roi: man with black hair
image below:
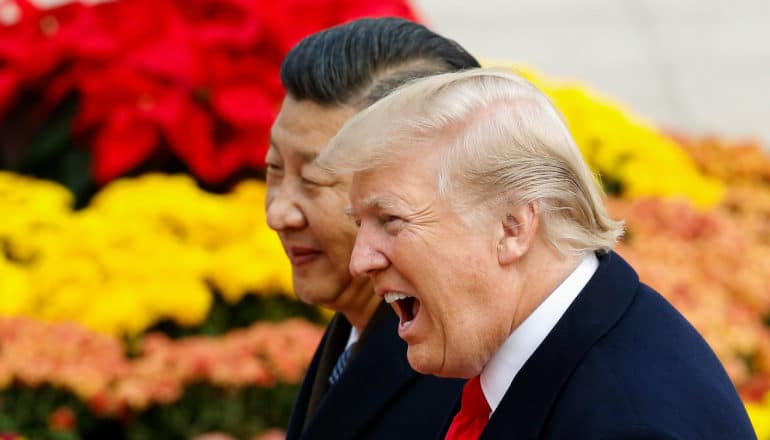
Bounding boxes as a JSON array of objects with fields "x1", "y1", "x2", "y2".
[{"x1": 264, "y1": 17, "x2": 480, "y2": 439}]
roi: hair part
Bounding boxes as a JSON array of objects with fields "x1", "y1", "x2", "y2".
[
  {"x1": 280, "y1": 17, "x2": 480, "y2": 108},
  {"x1": 317, "y1": 68, "x2": 624, "y2": 255}
]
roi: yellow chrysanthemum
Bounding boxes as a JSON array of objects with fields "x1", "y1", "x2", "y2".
[
  {"x1": 0, "y1": 172, "x2": 300, "y2": 335},
  {"x1": 0, "y1": 258, "x2": 31, "y2": 316},
  {"x1": 746, "y1": 394, "x2": 770, "y2": 440}
]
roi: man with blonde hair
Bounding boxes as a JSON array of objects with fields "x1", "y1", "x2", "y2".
[{"x1": 317, "y1": 69, "x2": 755, "y2": 439}]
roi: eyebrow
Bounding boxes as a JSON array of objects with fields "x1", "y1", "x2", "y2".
[{"x1": 349, "y1": 194, "x2": 401, "y2": 217}]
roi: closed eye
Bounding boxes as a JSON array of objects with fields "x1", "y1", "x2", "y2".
[
  {"x1": 265, "y1": 163, "x2": 283, "y2": 182},
  {"x1": 300, "y1": 164, "x2": 334, "y2": 187},
  {"x1": 301, "y1": 176, "x2": 320, "y2": 186},
  {"x1": 266, "y1": 162, "x2": 282, "y2": 173},
  {"x1": 300, "y1": 173, "x2": 336, "y2": 187},
  {"x1": 379, "y1": 215, "x2": 400, "y2": 225},
  {"x1": 379, "y1": 215, "x2": 404, "y2": 234}
]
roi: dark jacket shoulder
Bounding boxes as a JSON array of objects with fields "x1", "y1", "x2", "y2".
[
  {"x1": 543, "y1": 283, "x2": 756, "y2": 439},
  {"x1": 480, "y1": 252, "x2": 755, "y2": 440}
]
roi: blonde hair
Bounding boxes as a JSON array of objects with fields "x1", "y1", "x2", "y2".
[{"x1": 317, "y1": 68, "x2": 624, "y2": 255}]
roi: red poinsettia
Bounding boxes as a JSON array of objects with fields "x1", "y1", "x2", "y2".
[
  {"x1": 0, "y1": 0, "x2": 419, "y2": 185},
  {"x1": 0, "y1": 1, "x2": 94, "y2": 114}
]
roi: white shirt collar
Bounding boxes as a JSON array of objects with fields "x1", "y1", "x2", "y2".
[
  {"x1": 480, "y1": 252, "x2": 599, "y2": 413},
  {"x1": 345, "y1": 325, "x2": 361, "y2": 350}
]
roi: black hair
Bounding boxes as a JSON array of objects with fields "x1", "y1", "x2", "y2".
[{"x1": 280, "y1": 17, "x2": 480, "y2": 107}]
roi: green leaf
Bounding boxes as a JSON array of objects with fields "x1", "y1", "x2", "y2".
[
  {"x1": 19, "y1": 94, "x2": 78, "y2": 169},
  {"x1": 24, "y1": 111, "x2": 74, "y2": 166}
]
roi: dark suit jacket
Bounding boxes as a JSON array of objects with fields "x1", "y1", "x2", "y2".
[
  {"x1": 443, "y1": 251, "x2": 756, "y2": 440},
  {"x1": 286, "y1": 303, "x2": 465, "y2": 439}
]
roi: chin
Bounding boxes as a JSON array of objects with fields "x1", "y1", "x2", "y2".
[
  {"x1": 293, "y1": 291, "x2": 317, "y2": 306},
  {"x1": 409, "y1": 345, "x2": 484, "y2": 379},
  {"x1": 406, "y1": 346, "x2": 443, "y2": 376},
  {"x1": 293, "y1": 284, "x2": 336, "y2": 307}
]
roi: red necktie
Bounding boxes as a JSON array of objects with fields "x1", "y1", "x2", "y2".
[{"x1": 445, "y1": 376, "x2": 491, "y2": 440}]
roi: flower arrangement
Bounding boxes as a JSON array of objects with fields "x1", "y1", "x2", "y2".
[
  {"x1": 0, "y1": 0, "x2": 417, "y2": 200},
  {"x1": 1, "y1": 1, "x2": 421, "y2": 433},
  {"x1": 0, "y1": 316, "x2": 323, "y2": 438},
  {"x1": 2, "y1": 120, "x2": 769, "y2": 439},
  {"x1": 0, "y1": 317, "x2": 322, "y2": 412},
  {"x1": 1, "y1": 1, "x2": 769, "y2": 437},
  {"x1": 0, "y1": 172, "x2": 294, "y2": 335}
]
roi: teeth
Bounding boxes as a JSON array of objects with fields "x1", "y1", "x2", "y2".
[{"x1": 384, "y1": 292, "x2": 410, "y2": 304}]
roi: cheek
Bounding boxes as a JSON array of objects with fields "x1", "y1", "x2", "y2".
[
  {"x1": 308, "y1": 201, "x2": 357, "y2": 263},
  {"x1": 263, "y1": 186, "x2": 276, "y2": 212},
  {"x1": 438, "y1": 263, "x2": 501, "y2": 361},
  {"x1": 422, "y1": 291, "x2": 454, "y2": 349},
  {"x1": 305, "y1": 190, "x2": 349, "y2": 231},
  {"x1": 322, "y1": 216, "x2": 357, "y2": 257}
]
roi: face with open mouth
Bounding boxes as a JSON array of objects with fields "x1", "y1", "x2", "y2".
[
  {"x1": 265, "y1": 97, "x2": 373, "y2": 312},
  {"x1": 348, "y1": 152, "x2": 518, "y2": 378}
]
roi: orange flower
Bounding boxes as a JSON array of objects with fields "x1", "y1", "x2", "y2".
[
  {"x1": 1, "y1": 316, "x2": 323, "y2": 414},
  {"x1": 48, "y1": 406, "x2": 76, "y2": 431}
]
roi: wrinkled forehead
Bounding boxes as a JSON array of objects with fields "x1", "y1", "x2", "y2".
[
  {"x1": 349, "y1": 176, "x2": 399, "y2": 210},
  {"x1": 349, "y1": 168, "x2": 392, "y2": 210},
  {"x1": 347, "y1": 153, "x2": 442, "y2": 214}
]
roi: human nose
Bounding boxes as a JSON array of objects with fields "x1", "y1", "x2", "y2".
[
  {"x1": 349, "y1": 224, "x2": 389, "y2": 277},
  {"x1": 265, "y1": 183, "x2": 306, "y2": 231}
]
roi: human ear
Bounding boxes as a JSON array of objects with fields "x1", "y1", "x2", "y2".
[{"x1": 497, "y1": 202, "x2": 539, "y2": 266}]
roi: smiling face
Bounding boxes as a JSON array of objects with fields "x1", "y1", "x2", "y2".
[
  {"x1": 347, "y1": 149, "x2": 520, "y2": 378},
  {"x1": 265, "y1": 97, "x2": 378, "y2": 324}
]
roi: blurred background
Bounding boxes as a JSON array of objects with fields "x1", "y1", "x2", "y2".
[
  {"x1": 0, "y1": 0, "x2": 769, "y2": 439},
  {"x1": 413, "y1": 0, "x2": 770, "y2": 149}
]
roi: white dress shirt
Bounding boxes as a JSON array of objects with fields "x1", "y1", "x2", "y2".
[
  {"x1": 344, "y1": 325, "x2": 361, "y2": 350},
  {"x1": 480, "y1": 252, "x2": 599, "y2": 414}
]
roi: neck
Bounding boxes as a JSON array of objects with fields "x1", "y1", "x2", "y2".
[{"x1": 509, "y1": 243, "x2": 584, "y2": 332}]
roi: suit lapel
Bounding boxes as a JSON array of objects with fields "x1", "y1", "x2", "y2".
[
  {"x1": 481, "y1": 252, "x2": 640, "y2": 440},
  {"x1": 285, "y1": 345, "x2": 317, "y2": 438},
  {"x1": 303, "y1": 303, "x2": 418, "y2": 439},
  {"x1": 305, "y1": 313, "x2": 351, "y2": 427},
  {"x1": 437, "y1": 394, "x2": 462, "y2": 440},
  {"x1": 286, "y1": 316, "x2": 344, "y2": 439}
]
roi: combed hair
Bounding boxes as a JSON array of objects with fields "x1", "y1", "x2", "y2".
[
  {"x1": 280, "y1": 17, "x2": 480, "y2": 107},
  {"x1": 317, "y1": 68, "x2": 624, "y2": 255}
]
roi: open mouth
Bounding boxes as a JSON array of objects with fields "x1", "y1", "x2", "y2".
[{"x1": 384, "y1": 292, "x2": 421, "y2": 328}]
